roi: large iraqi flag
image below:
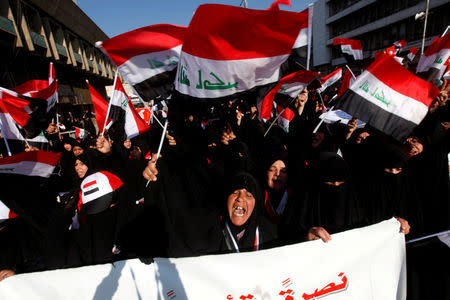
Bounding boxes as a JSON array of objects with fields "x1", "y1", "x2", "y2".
[
  {"x1": 337, "y1": 54, "x2": 440, "y2": 141},
  {"x1": 98, "y1": 24, "x2": 186, "y2": 101},
  {"x1": 174, "y1": 4, "x2": 309, "y2": 100}
]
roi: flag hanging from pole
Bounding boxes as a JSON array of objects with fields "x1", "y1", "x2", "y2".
[
  {"x1": 336, "y1": 54, "x2": 440, "y2": 141},
  {"x1": 333, "y1": 38, "x2": 363, "y2": 60},
  {"x1": 108, "y1": 77, "x2": 151, "y2": 140},
  {"x1": 259, "y1": 69, "x2": 318, "y2": 121},
  {"x1": 317, "y1": 68, "x2": 343, "y2": 93},
  {"x1": 174, "y1": 4, "x2": 309, "y2": 100},
  {"x1": 86, "y1": 81, "x2": 109, "y2": 135},
  {"x1": 416, "y1": 33, "x2": 450, "y2": 83},
  {"x1": 98, "y1": 24, "x2": 186, "y2": 101},
  {"x1": 336, "y1": 66, "x2": 357, "y2": 99},
  {"x1": 407, "y1": 47, "x2": 419, "y2": 62}
]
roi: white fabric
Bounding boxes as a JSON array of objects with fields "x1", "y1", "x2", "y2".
[
  {"x1": 350, "y1": 72, "x2": 429, "y2": 124},
  {"x1": 0, "y1": 219, "x2": 405, "y2": 300},
  {"x1": 80, "y1": 172, "x2": 113, "y2": 204},
  {"x1": 0, "y1": 200, "x2": 11, "y2": 220},
  {"x1": 319, "y1": 109, "x2": 366, "y2": 127},
  {"x1": 118, "y1": 45, "x2": 182, "y2": 85},
  {"x1": 175, "y1": 52, "x2": 289, "y2": 98},
  {"x1": 0, "y1": 113, "x2": 48, "y2": 143}
]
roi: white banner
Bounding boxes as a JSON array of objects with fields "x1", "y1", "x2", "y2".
[{"x1": 0, "y1": 218, "x2": 406, "y2": 300}]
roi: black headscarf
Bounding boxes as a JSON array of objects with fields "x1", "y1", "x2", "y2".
[
  {"x1": 296, "y1": 152, "x2": 363, "y2": 234},
  {"x1": 222, "y1": 172, "x2": 266, "y2": 252}
]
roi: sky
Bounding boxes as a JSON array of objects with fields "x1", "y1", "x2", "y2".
[{"x1": 77, "y1": 0, "x2": 313, "y2": 38}]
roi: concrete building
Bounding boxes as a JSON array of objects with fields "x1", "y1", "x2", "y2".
[
  {"x1": 0, "y1": 0, "x2": 115, "y2": 116},
  {"x1": 312, "y1": 0, "x2": 450, "y2": 72}
]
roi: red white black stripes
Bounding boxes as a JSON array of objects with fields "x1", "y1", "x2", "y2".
[
  {"x1": 417, "y1": 33, "x2": 450, "y2": 83},
  {"x1": 109, "y1": 78, "x2": 150, "y2": 139},
  {"x1": 337, "y1": 54, "x2": 440, "y2": 141},
  {"x1": 0, "y1": 151, "x2": 61, "y2": 177},
  {"x1": 175, "y1": 4, "x2": 309, "y2": 99},
  {"x1": 78, "y1": 171, "x2": 123, "y2": 215},
  {"x1": 317, "y1": 68, "x2": 342, "y2": 93},
  {"x1": 333, "y1": 38, "x2": 363, "y2": 60},
  {"x1": 98, "y1": 24, "x2": 186, "y2": 100},
  {"x1": 259, "y1": 70, "x2": 318, "y2": 121}
]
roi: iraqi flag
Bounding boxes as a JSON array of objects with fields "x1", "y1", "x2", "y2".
[
  {"x1": 0, "y1": 151, "x2": 61, "y2": 178},
  {"x1": 0, "y1": 94, "x2": 49, "y2": 150},
  {"x1": 336, "y1": 65, "x2": 357, "y2": 99},
  {"x1": 0, "y1": 200, "x2": 18, "y2": 223},
  {"x1": 274, "y1": 103, "x2": 295, "y2": 133},
  {"x1": 136, "y1": 107, "x2": 152, "y2": 124},
  {"x1": 75, "y1": 127, "x2": 86, "y2": 139},
  {"x1": 333, "y1": 38, "x2": 363, "y2": 60},
  {"x1": 416, "y1": 33, "x2": 450, "y2": 83},
  {"x1": 1, "y1": 81, "x2": 58, "y2": 138},
  {"x1": 317, "y1": 68, "x2": 343, "y2": 93},
  {"x1": 86, "y1": 81, "x2": 109, "y2": 134},
  {"x1": 108, "y1": 77, "x2": 151, "y2": 140},
  {"x1": 259, "y1": 70, "x2": 319, "y2": 121},
  {"x1": 98, "y1": 24, "x2": 186, "y2": 101},
  {"x1": 394, "y1": 40, "x2": 406, "y2": 54},
  {"x1": 174, "y1": 3, "x2": 309, "y2": 100},
  {"x1": 78, "y1": 171, "x2": 123, "y2": 215},
  {"x1": 337, "y1": 54, "x2": 440, "y2": 141},
  {"x1": 407, "y1": 47, "x2": 419, "y2": 62}
]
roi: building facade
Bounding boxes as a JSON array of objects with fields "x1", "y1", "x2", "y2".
[
  {"x1": 312, "y1": 0, "x2": 450, "y2": 72},
  {"x1": 0, "y1": 0, "x2": 115, "y2": 115}
]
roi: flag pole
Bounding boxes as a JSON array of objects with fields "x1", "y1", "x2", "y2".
[
  {"x1": 101, "y1": 71, "x2": 119, "y2": 136},
  {"x1": 442, "y1": 25, "x2": 450, "y2": 37},
  {"x1": 406, "y1": 229, "x2": 450, "y2": 244},
  {"x1": 146, "y1": 119, "x2": 168, "y2": 187},
  {"x1": 313, "y1": 105, "x2": 334, "y2": 134},
  {"x1": 0, "y1": 119, "x2": 12, "y2": 156},
  {"x1": 263, "y1": 95, "x2": 298, "y2": 137},
  {"x1": 306, "y1": 3, "x2": 314, "y2": 70},
  {"x1": 420, "y1": 0, "x2": 430, "y2": 55},
  {"x1": 345, "y1": 65, "x2": 357, "y2": 80}
]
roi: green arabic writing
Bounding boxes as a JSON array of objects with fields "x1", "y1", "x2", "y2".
[
  {"x1": 0, "y1": 168, "x2": 15, "y2": 172},
  {"x1": 147, "y1": 55, "x2": 179, "y2": 70},
  {"x1": 359, "y1": 80, "x2": 390, "y2": 107},
  {"x1": 178, "y1": 65, "x2": 190, "y2": 86},
  {"x1": 195, "y1": 70, "x2": 238, "y2": 90}
]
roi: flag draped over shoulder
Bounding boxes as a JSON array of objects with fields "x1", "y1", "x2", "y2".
[
  {"x1": 259, "y1": 70, "x2": 318, "y2": 121},
  {"x1": 175, "y1": 4, "x2": 309, "y2": 100},
  {"x1": 98, "y1": 24, "x2": 186, "y2": 101},
  {"x1": 86, "y1": 81, "x2": 109, "y2": 134},
  {"x1": 337, "y1": 54, "x2": 440, "y2": 141},
  {"x1": 333, "y1": 38, "x2": 363, "y2": 60},
  {"x1": 416, "y1": 33, "x2": 450, "y2": 83},
  {"x1": 109, "y1": 78, "x2": 150, "y2": 140}
]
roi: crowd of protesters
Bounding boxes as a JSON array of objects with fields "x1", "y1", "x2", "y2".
[{"x1": 0, "y1": 84, "x2": 448, "y2": 298}]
